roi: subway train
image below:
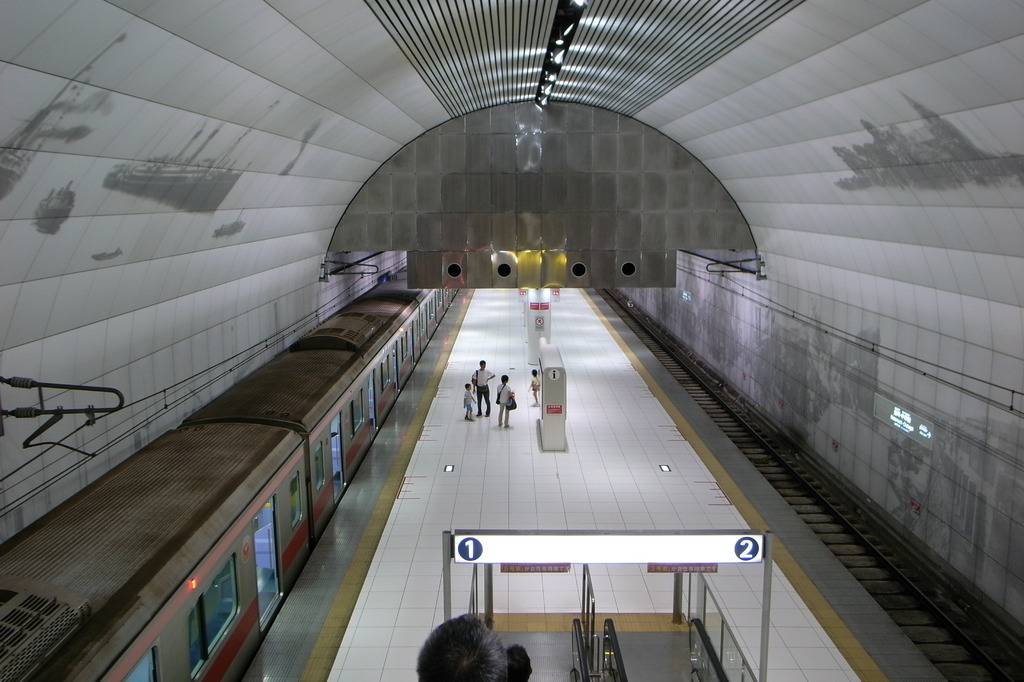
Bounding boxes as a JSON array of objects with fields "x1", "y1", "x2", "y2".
[{"x1": 0, "y1": 287, "x2": 455, "y2": 682}]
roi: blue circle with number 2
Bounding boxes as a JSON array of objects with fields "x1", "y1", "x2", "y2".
[
  {"x1": 734, "y1": 536, "x2": 760, "y2": 561},
  {"x1": 458, "y1": 537, "x2": 483, "y2": 562}
]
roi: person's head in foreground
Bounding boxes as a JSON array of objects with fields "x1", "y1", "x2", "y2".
[{"x1": 417, "y1": 614, "x2": 508, "y2": 682}]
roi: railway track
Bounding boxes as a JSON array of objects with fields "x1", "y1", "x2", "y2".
[{"x1": 599, "y1": 290, "x2": 1023, "y2": 682}]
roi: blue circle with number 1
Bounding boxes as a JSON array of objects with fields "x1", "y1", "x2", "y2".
[
  {"x1": 458, "y1": 537, "x2": 483, "y2": 562},
  {"x1": 734, "y1": 536, "x2": 760, "y2": 561}
]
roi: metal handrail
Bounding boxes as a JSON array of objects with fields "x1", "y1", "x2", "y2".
[
  {"x1": 580, "y1": 564, "x2": 597, "y2": 670},
  {"x1": 690, "y1": 618, "x2": 730, "y2": 682},
  {"x1": 571, "y1": 618, "x2": 592, "y2": 681},
  {"x1": 689, "y1": 574, "x2": 757, "y2": 681},
  {"x1": 602, "y1": 618, "x2": 628, "y2": 681}
]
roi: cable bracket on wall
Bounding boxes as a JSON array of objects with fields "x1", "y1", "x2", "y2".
[
  {"x1": 0, "y1": 376, "x2": 124, "y2": 456},
  {"x1": 682, "y1": 250, "x2": 766, "y2": 279},
  {"x1": 320, "y1": 251, "x2": 385, "y2": 280}
]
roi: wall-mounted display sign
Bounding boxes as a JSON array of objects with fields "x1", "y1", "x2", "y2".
[{"x1": 873, "y1": 394, "x2": 934, "y2": 449}]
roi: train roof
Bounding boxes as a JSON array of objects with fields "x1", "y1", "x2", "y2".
[
  {"x1": 182, "y1": 349, "x2": 360, "y2": 432},
  {"x1": 291, "y1": 289, "x2": 422, "y2": 352},
  {"x1": 0, "y1": 423, "x2": 300, "y2": 679},
  {"x1": 186, "y1": 291, "x2": 424, "y2": 431}
]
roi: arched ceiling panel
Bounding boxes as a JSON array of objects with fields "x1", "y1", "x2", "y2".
[{"x1": 363, "y1": 0, "x2": 806, "y2": 116}]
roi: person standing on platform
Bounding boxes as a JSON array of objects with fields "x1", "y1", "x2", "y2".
[
  {"x1": 463, "y1": 383, "x2": 476, "y2": 421},
  {"x1": 472, "y1": 360, "x2": 495, "y2": 417},
  {"x1": 496, "y1": 375, "x2": 514, "y2": 428},
  {"x1": 530, "y1": 369, "x2": 540, "y2": 406}
]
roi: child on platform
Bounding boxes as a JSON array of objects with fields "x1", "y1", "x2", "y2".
[{"x1": 463, "y1": 383, "x2": 476, "y2": 421}]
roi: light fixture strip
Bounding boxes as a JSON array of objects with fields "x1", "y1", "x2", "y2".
[{"x1": 534, "y1": 0, "x2": 588, "y2": 105}]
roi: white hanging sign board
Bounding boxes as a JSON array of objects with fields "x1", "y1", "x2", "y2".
[{"x1": 451, "y1": 530, "x2": 764, "y2": 564}]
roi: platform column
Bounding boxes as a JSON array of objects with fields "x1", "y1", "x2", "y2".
[{"x1": 526, "y1": 289, "x2": 551, "y2": 363}]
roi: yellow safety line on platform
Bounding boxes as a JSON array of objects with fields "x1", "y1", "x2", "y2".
[
  {"x1": 300, "y1": 291, "x2": 472, "y2": 681},
  {"x1": 583, "y1": 290, "x2": 888, "y2": 682}
]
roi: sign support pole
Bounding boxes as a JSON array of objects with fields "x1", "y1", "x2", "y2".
[
  {"x1": 442, "y1": 530, "x2": 452, "y2": 621},
  {"x1": 759, "y1": 532, "x2": 774, "y2": 682},
  {"x1": 484, "y1": 564, "x2": 494, "y2": 628}
]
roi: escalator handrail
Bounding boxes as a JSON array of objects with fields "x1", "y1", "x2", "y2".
[
  {"x1": 571, "y1": 618, "x2": 592, "y2": 681},
  {"x1": 602, "y1": 618, "x2": 629, "y2": 681}
]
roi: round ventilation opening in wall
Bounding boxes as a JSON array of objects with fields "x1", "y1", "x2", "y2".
[
  {"x1": 446, "y1": 263, "x2": 462, "y2": 278},
  {"x1": 496, "y1": 263, "x2": 512, "y2": 277},
  {"x1": 621, "y1": 261, "x2": 636, "y2": 277},
  {"x1": 571, "y1": 262, "x2": 587, "y2": 277}
]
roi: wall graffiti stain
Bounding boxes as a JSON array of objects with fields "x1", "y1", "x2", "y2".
[{"x1": 833, "y1": 96, "x2": 1024, "y2": 191}]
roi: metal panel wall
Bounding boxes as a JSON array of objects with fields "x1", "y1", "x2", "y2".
[{"x1": 333, "y1": 101, "x2": 756, "y2": 288}]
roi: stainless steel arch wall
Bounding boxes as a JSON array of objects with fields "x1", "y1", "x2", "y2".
[{"x1": 330, "y1": 102, "x2": 755, "y2": 288}]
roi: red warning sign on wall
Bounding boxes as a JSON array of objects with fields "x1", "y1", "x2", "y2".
[{"x1": 546, "y1": 404, "x2": 563, "y2": 414}]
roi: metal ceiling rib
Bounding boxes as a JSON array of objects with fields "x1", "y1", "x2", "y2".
[
  {"x1": 365, "y1": 0, "x2": 558, "y2": 117},
  {"x1": 562, "y1": 0, "x2": 804, "y2": 115},
  {"x1": 366, "y1": 0, "x2": 803, "y2": 118}
]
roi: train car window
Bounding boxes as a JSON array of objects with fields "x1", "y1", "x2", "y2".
[
  {"x1": 352, "y1": 391, "x2": 364, "y2": 436},
  {"x1": 289, "y1": 471, "x2": 302, "y2": 528},
  {"x1": 313, "y1": 440, "x2": 326, "y2": 491},
  {"x1": 204, "y1": 558, "x2": 238, "y2": 650},
  {"x1": 187, "y1": 607, "x2": 203, "y2": 676},
  {"x1": 125, "y1": 648, "x2": 157, "y2": 682},
  {"x1": 187, "y1": 557, "x2": 238, "y2": 677}
]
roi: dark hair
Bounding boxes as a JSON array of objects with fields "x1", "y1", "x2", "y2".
[
  {"x1": 417, "y1": 615, "x2": 507, "y2": 681},
  {"x1": 506, "y1": 644, "x2": 532, "y2": 682},
  {"x1": 531, "y1": 369, "x2": 538, "y2": 376},
  {"x1": 501, "y1": 374, "x2": 509, "y2": 382}
]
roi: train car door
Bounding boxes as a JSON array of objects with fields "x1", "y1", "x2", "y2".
[
  {"x1": 391, "y1": 343, "x2": 399, "y2": 387},
  {"x1": 367, "y1": 371, "x2": 376, "y2": 430},
  {"x1": 330, "y1": 412, "x2": 344, "y2": 502},
  {"x1": 251, "y1": 500, "x2": 281, "y2": 628}
]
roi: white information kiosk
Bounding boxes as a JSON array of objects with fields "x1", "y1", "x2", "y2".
[{"x1": 538, "y1": 342, "x2": 566, "y2": 451}]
